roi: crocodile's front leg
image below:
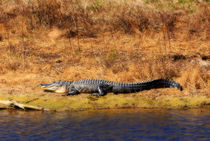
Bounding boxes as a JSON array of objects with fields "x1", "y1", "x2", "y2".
[{"x1": 62, "y1": 90, "x2": 80, "y2": 96}]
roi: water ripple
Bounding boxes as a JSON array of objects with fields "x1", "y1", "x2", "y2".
[{"x1": 0, "y1": 109, "x2": 209, "y2": 141}]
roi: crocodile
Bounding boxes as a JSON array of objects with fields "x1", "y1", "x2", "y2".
[{"x1": 39, "y1": 79, "x2": 183, "y2": 96}]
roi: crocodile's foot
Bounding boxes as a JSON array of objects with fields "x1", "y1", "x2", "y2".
[
  {"x1": 62, "y1": 90, "x2": 80, "y2": 96},
  {"x1": 91, "y1": 93, "x2": 102, "y2": 97}
]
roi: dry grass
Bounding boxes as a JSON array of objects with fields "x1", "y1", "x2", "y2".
[{"x1": 0, "y1": 0, "x2": 209, "y2": 110}]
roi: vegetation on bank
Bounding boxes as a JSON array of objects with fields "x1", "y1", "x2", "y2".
[
  {"x1": 0, "y1": 93, "x2": 209, "y2": 111},
  {"x1": 0, "y1": 0, "x2": 209, "y2": 111}
]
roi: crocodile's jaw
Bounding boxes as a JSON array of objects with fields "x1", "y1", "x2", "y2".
[
  {"x1": 39, "y1": 83, "x2": 66, "y2": 93},
  {"x1": 39, "y1": 83, "x2": 57, "y2": 91},
  {"x1": 54, "y1": 87, "x2": 67, "y2": 93}
]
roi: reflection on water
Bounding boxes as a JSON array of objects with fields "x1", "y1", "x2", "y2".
[{"x1": 0, "y1": 109, "x2": 209, "y2": 141}]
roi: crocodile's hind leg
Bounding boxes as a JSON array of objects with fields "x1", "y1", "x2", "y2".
[
  {"x1": 62, "y1": 90, "x2": 80, "y2": 96},
  {"x1": 91, "y1": 84, "x2": 111, "y2": 96}
]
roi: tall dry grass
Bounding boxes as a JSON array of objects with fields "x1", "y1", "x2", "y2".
[{"x1": 0, "y1": 0, "x2": 209, "y2": 96}]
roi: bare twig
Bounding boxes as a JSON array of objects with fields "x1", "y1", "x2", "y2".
[{"x1": 0, "y1": 100, "x2": 49, "y2": 111}]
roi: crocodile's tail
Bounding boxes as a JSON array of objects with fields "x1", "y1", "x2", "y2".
[{"x1": 139, "y1": 79, "x2": 183, "y2": 91}]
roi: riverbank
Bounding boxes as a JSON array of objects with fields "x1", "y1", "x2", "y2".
[
  {"x1": 0, "y1": 0, "x2": 209, "y2": 111},
  {"x1": 0, "y1": 92, "x2": 209, "y2": 111}
]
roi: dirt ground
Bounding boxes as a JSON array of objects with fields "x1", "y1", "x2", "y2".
[{"x1": 0, "y1": 0, "x2": 209, "y2": 110}]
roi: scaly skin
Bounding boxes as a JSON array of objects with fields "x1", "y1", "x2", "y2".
[{"x1": 39, "y1": 79, "x2": 183, "y2": 96}]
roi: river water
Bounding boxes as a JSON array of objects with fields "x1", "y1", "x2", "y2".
[{"x1": 0, "y1": 109, "x2": 209, "y2": 141}]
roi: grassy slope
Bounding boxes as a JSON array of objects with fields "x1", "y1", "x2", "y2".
[
  {"x1": 0, "y1": 0, "x2": 209, "y2": 111},
  {"x1": 0, "y1": 93, "x2": 209, "y2": 111}
]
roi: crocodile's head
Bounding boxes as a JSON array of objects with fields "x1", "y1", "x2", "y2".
[{"x1": 39, "y1": 81, "x2": 67, "y2": 93}]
